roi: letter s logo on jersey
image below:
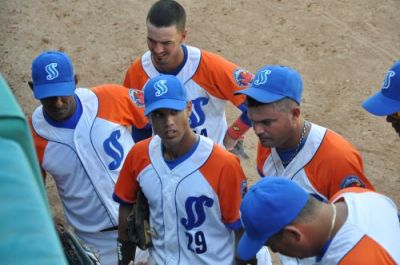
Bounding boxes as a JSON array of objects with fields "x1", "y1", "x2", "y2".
[
  {"x1": 253, "y1": 69, "x2": 271, "y2": 86},
  {"x1": 189, "y1": 97, "x2": 209, "y2": 128},
  {"x1": 181, "y1": 195, "x2": 214, "y2": 230},
  {"x1": 45, "y1": 63, "x2": 59, "y2": 80},
  {"x1": 154, "y1": 80, "x2": 168, "y2": 96},
  {"x1": 103, "y1": 130, "x2": 124, "y2": 170}
]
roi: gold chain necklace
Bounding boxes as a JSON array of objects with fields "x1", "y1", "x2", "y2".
[
  {"x1": 281, "y1": 121, "x2": 308, "y2": 166},
  {"x1": 327, "y1": 203, "x2": 337, "y2": 240}
]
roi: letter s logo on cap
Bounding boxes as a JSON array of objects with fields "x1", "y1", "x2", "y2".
[
  {"x1": 154, "y1": 79, "x2": 168, "y2": 97},
  {"x1": 253, "y1": 69, "x2": 271, "y2": 86},
  {"x1": 382, "y1": 70, "x2": 395, "y2": 89},
  {"x1": 45, "y1": 63, "x2": 59, "y2": 80}
]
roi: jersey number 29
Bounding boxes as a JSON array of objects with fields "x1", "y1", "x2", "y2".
[{"x1": 185, "y1": 231, "x2": 207, "y2": 254}]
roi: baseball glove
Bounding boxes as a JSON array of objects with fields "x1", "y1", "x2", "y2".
[
  {"x1": 56, "y1": 223, "x2": 101, "y2": 265},
  {"x1": 126, "y1": 189, "x2": 153, "y2": 250}
]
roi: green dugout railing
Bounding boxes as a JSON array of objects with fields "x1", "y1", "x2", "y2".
[{"x1": 0, "y1": 74, "x2": 67, "y2": 265}]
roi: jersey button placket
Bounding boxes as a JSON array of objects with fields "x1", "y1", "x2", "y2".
[{"x1": 162, "y1": 172, "x2": 180, "y2": 263}]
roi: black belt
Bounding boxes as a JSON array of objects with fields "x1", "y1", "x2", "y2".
[{"x1": 100, "y1": 226, "x2": 118, "y2": 232}]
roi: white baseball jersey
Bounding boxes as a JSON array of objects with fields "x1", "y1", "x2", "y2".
[
  {"x1": 257, "y1": 123, "x2": 373, "y2": 200},
  {"x1": 319, "y1": 188, "x2": 400, "y2": 264},
  {"x1": 114, "y1": 135, "x2": 247, "y2": 265},
  {"x1": 257, "y1": 123, "x2": 374, "y2": 265},
  {"x1": 124, "y1": 45, "x2": 252, "y2": 145},
  {"x1": 31, "y1": 85, "x2": 148, "y2": 265}
]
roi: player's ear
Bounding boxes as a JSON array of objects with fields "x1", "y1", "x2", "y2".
[
  {"x1": 181, "y1": 29, "x2": 187, "y2": 42},
  {"x1": 147, "y1": 115, "x2": 153, "y2": 125},
  {"x1": 290, "y1": 105, "x2": 301, "y2": 121},
  {"x1": 185, "y1": 101, "x2": 192, "y2": 116},
  {"x1": 283, "y1": 225, "x2": 302, "y2": 242}
]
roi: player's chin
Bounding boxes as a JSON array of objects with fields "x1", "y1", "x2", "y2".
[
  {"x1": 49, "y1": 110, "x2": 70, "y2": 121},
  {"x1": 153, "y1": 54, "x2": 168, "y2": 65},
  {"x1": 259, "y1": 138, "x2": 275, "y2": 147},
  {"x1": 161, "y1": 134, "x2": 180, "y2": 146}
]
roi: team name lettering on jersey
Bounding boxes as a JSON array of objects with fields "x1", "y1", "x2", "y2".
[
  {"x1": 45, "y1": 63, "x2": 59, "y2": 80},
  {"x1": 103, "y1": 130, "x2": 124, "y2": 170}
]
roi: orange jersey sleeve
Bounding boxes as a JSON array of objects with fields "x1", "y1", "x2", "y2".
[
  {"x1": 114, "y1": 138, "x2": 152, "y2": 204},
  {"x1": 92, "y1": 84, "x2": 148, "y2": 128},
  {"x1": 256, "y1": 143, "x2": 271, "y2": 177},
  {"x1": 123, "y1": 59, "x2": 149, "y2": 89},
  {"x1": 339, "y1": 236, "x2": 396, "y2": 265},
  {"x1": 29, "y1": 118, "x2": 48, "y2": 178},
  {"x1": 192, "y1": 50, "x2": 249, "y2": 107},
  {"x1": 200, "y1": 145, "x2": 247, "y2": 224},
  {"x1": 305, "y1": 130, "x2": 374, "y2": 199}
]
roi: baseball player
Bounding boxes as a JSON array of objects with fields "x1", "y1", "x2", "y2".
[
  {"x1": 123, "y1": 0, "x2": 253, "y2": 152},
  {"x1": 114, "y1": 75, "x2": 254, "y2": 265},
  {"x1": 362, "y1": 60, "x2": 400, "y2": 137},
  {"x1": 29, "y1": 51, "x2": 151, "y2": 265},
  {"x1": 235, "y1": 65, "x2": 375, "y2": 264},
  {"x1": 237, "y1": 177, "x2": 400, "y2": 264}
]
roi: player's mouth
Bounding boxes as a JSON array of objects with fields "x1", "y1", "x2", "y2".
[
  {"x1": 258, "y1": 136, "x2": 273, "y2": 143},
  {"x1": 49, "y1": 107, "x2": 68, "y2": 116},
  {"x1": 164, "y1": 129, "x2": 177, "y2": 138},
  {"x1": 153, "y1": 53, "x2": 167, "y2": 62}
]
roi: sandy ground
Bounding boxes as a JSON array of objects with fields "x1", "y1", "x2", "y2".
[{"x1": 1, "y1": 0, "x2": 400, "y2": 263}]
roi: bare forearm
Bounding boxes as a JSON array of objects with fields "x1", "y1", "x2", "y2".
[{"x1": 118, "y1": 204, "x2": 132, "y2": 240}]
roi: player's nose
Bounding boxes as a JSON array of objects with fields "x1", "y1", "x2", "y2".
[
  {"x1": 51, "y1": 97, "x2": 65, "y2": 108},
  {"x1": 152, "y1": 43, "x2": 164, "y2": 54},
  {"x1": 252, "y1": 122, "x2": 264, "y2": 135}
]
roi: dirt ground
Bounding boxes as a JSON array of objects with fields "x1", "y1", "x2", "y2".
[{"x1": 1, "y1": 0, "x2": 400, "y2": 263}]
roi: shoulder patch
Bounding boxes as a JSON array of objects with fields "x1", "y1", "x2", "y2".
[
  {"x1": 340, "y1": 175, "x2": 366, "y2": 189},
  {"x1": 233, "y1": 68, "x2": 254, "y2": 88},
  {"x1": 129, "y1": 89, "x2": 144, "y2": 108}
]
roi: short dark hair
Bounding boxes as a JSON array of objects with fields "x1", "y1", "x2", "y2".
[
  {"x1": 293, "y1": 195, "x2": 319, "y2": 224},
  {"x1": 147, "y1": 0, "x2": 186, "y2": 32},
  {"x1": 246, "y1": 96, "x2": 265, "y2": 107},
  {"x1": 246, "y1": 97, "x2": 299, "y2": 112}
]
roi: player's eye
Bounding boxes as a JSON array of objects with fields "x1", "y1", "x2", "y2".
[
  {"x1": 262, "y1": 120, "x2": 272, "y2": 126},
  {"x1": 151, "y1": 112, "x2": 162, "y2": 119}
]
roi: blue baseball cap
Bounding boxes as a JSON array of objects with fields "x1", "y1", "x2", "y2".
[
  {"x1": 235, "y1": 65, "x2": 303, "y2": 104},
  {"x1": 237, "y1": 177, "x2": 308, "y2": 261},
  {"x1": 362, "y1": 60, "x2": 400, "y2": 116},
  {"x1": 32, "y1": 51, "x2": 75, "y2": 99},
  {"x1": 144, "y1": 75, "x2": 188, "y2": 115}
]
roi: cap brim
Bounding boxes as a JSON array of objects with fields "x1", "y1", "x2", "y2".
[
  {"x1": 362, "y1": 91, "x2": 400, "y2": 116},
  {"x1": 144, "y1": 99, "x2": 187, "y2": 115},
  {"x1": 235, "y1": 86, "x2": 285, "y2": 103},
  {"x1": 34, "y1": 81, "x2": 75, "y2": 99},
  {"x1": 237, "y1": 232, "x2": 268, "y2": 261}
]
